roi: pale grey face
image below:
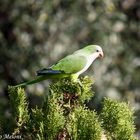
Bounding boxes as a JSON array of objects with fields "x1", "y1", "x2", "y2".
[{"x1": 94, "y1": 45, "x2": 104, "y2": 58}]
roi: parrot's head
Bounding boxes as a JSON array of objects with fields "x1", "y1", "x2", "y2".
[
  {"x1": 81, "y1": 45, "x2": 104, "y2": 58},
  {"x1": 94, "y1": 45, "x2": 104, "y2": 58},
  {"x1": 74, "y1": 44, "x2": 104, "y2": 59}
]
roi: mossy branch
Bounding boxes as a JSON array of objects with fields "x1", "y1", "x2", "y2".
[
  {"x1": 5, "y1": 77, "x2": 136, "y2": 139},
  {"x1": 67, "y1": 106, "x2": 102, "y2": 140},
  {"x1": 8, "y1": 86, "x2": 29, "y2": 135},
  {"x1": 101, "y1": 98, "x2": 136, "y2": 140}
]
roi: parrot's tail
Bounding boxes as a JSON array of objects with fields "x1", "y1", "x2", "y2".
[
  {"x1": 13, "y1": 76, "x2": 47, "y2": 88},
  {"x1": 13, "y1": 69, "x2": 70, "y2": 88}
]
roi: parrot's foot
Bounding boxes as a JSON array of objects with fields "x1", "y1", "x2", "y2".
[
  {"x1": 70, "y1": 74, "x2": 79, "y2": 82},
  {"x1": 77, "y1": 79, "x2": 83, "y2": 88},
  {"x1": 70, "y1": 74, "x2": 83, "y2": 87}
]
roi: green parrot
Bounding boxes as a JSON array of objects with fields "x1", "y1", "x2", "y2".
[{"x1": 14, "y1": 45, "x2": 103, "y2": 87}]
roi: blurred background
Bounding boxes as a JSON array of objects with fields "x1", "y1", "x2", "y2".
[{"x1": 0, "y1": 0, "x2": 140, "y2": 137}]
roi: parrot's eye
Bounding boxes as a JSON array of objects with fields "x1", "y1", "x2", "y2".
[{"x1": 96, "y1": 49, "x2": 99, "y2": 52}]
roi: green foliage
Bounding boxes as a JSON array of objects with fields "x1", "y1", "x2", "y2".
[
  {"x1": 49, "y1": 76, "x2": 93, "y2": 105},
  {"x1": 101, "y1": 98, "x2": 136, "y2": 140},
  {"x1": 44, "y1": 97, "x2": 65, "y2": 140},
  {"x1": 8, "y1": 86, "x2": 29, "y2": 134},
  {"x1": 43, "y1": 76, "x2": 96, "y2": 139},
  {"x1": 67, "y1": 106, "x2": 101, "y2": 140},
  {"x1": 5, "y1": 77, "x2": 136, "y2": 139},
  {"x1": 29, "y1": 107, "x2": 44, "y2": 139}
]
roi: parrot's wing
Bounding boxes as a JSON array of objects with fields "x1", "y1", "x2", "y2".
[
  {"x1": 37, "y1": 54, "x2": 87, "y2": 76},
  {"x1": 51, "y1": 54, "x2": 87, "y2": 74}
]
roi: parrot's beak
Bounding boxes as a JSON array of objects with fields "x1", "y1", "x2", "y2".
[{"x1": 99, "y1": 51, "x2": 104, "y2": 58}]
